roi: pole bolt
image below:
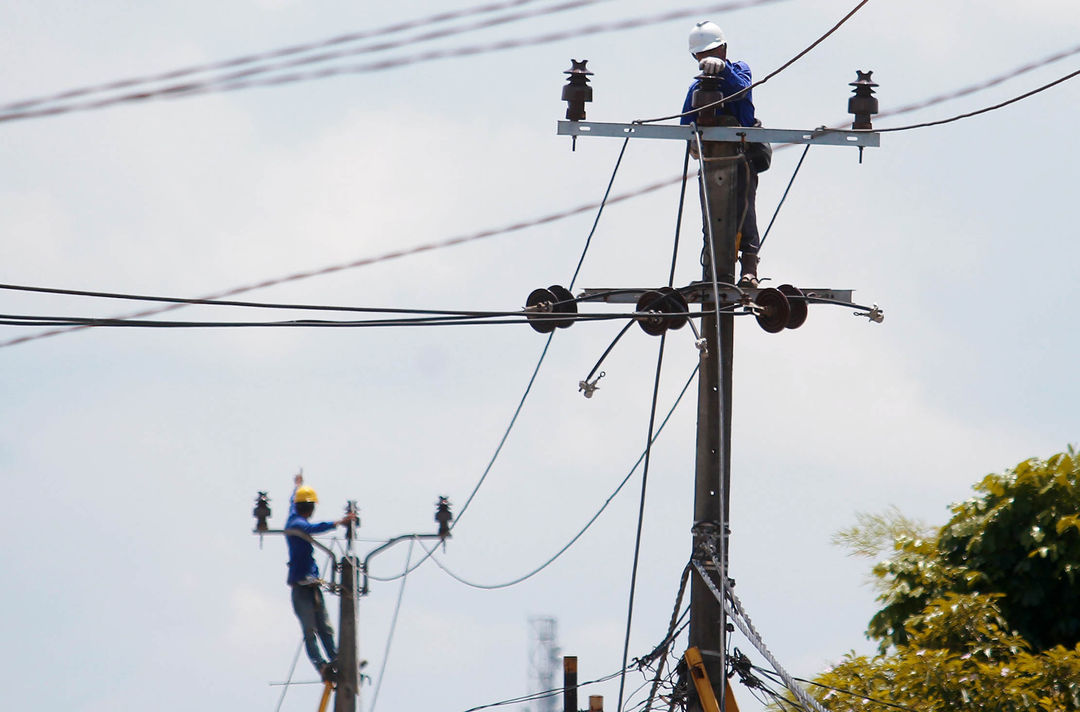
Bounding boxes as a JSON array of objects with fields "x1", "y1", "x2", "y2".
[{"x1": 848, "y1": 70, "x2": 879, "y2": 130}]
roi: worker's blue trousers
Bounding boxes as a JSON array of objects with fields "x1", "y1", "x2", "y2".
[{"x1": 291, "y1": 583, "x2": 337, "y2": 669}]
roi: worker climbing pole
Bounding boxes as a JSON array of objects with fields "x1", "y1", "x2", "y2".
[
  {"x1": 537, "y1": 18, "x2": 884, "y2": 711},
  {"x1": 252, "y1": 475, "x2": 453, "y2": 710}
]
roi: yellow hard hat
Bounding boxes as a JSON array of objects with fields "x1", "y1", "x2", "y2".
[{"x1": 295, "y1": 485, "x2": 319, "y2": 504}]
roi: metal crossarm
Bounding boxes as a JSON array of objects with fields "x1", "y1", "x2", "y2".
[{"x1": 557, "y1": 121, "x2": 880, "y2": 147}]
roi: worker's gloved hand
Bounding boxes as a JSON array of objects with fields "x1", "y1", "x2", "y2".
[{"x1": 699, "y1": 57, "x2": 726, "y2": 75}]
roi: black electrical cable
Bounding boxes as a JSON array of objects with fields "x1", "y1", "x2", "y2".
[
  {"x1": 642, "y1": 564, "x2": 692, "y2": 712},
  {"x1": 403, "y1": 362, "x2": 699, "y2": 590},
  {"x1": 668, "y1": 143, "x2": 693, "y2": 287},
  {"x1": 0, "y1": 0, "x2": 788, "y2": 124},
  {"x1": 0, "y1": 281, "x2": 568, "y2": 317},
  {"x1": 615, "y1": 332, "x2": 668, "y2": 712},
  {"x1": 870, "y1": 66, "x2": 1080, "y2": 133},
  {"x1": 0, "y1": 311, "x2": 654, "y2": 329},
  {"x1": 758, "y1": 144, "x2": 809, "y2": 250},
  {"x1": 8, "y1": 40, "x2": 1077, "y2": 353},
  {"x1": 368, "y1": 130, "x2": 632, "y2": 584},
  {"x1": 0, "y1": 176, "x2": 684, "y2": 351},
  {"x1": 0, "y1": 0, "x2": 575, "y2": 112}
]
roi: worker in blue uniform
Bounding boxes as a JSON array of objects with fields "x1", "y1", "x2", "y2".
[
  {"x1": 286, "y1": 473, "x2": 357, "y2": 680},
  {"x1": 680, "y1": 21, "x2": 769, "y2": 287}
]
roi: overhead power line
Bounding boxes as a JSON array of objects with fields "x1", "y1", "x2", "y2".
[
  {"x1": 368, "y1": 137, "x2": 633, "y2": 584},
  {"x1": 7, "y1": 43, "x2": 1077, "y2": 350},
  {"x1": 0, "y1": 0, "x2": 787, "y2": 124},
  {"x1": 408, "y1": 363, "x2": 699, "y2": 590},
  {"x1": 0, "y1": 0, "x2": 569, "y2": 113},
  {"x1": 871, "y1": 66, "x2": 1080, "y2": 133},
  {"x1": 0, "y1": 175, "x2": 681, "y2": 349},
  {"x1": 876, "y1": 42, "x2": 1080, "y2": 121}
]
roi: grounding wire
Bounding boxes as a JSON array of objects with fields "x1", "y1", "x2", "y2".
[
  {"x1": 0, "y1": 0, "x2": 787, "y2": 124},
  {"x1": 0, "y1": 0, "x2": 573, "y2": 112},
  {"x1": 636, "y1": 0, "x2": 873, "y2": 124},
  {"x1": 615, "y1": 332, "x2": 669, "y2": 712},
  {"x1": 369, "y1": 538, "x2": 414, "y2": 712},
  {"x1": 367, "y1": 132, "x2": 631, "y2": 583},
  {"x1": 404, "y1": 362, "x2": 699, "y2": 590}
]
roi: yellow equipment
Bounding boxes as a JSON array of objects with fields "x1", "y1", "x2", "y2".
[
  {"x1": 317, "y1": 681, "x2": 333, "y2": 712},
  {"x1": 295, "y1": 486, "x2": 319, "y2": 504},
  {"x1": 685, "y1": 647, "x2": 740, "y2": 712}
]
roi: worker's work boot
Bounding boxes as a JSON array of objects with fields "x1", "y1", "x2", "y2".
[{"x1": 738, "y1": 252, "x2": 759, "y2": 288}]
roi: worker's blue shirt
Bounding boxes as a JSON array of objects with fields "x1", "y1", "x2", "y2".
[
  {"x1": 680, "y1": 60, "x2": 755, "y2": 128},
  {"x1": 285, "y1": 489, "x2": 337, "y2": 585}
]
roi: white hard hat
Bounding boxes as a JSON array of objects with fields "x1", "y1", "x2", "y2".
[{"x1": 688, "y1": 20, "x2": 726, "y2": 55}]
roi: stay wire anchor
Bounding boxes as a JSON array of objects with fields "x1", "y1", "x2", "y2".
[
  {"x1": 578, "y1": 370, "x2": 605, "y2": 399},
  {"x1": 854, "y1": 303, "x2": 885, "y2": 323}
]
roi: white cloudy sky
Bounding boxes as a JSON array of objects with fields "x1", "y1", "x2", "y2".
[{"x1": 2, "y1": 1, "x2": 1078, "y2": 711}]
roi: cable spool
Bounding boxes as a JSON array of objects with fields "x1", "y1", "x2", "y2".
[
  {"x1": 636, "y1": 288, "x2": 689, "y2": 336},
  {"x1": 776, "y1": 284, "x2": 807, "y2": 329},
  {"x1": 754, "y1": 288, "x2": 790, "y2": 333}
]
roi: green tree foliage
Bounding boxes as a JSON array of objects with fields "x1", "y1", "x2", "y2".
[
  {"x1": 803, "y1": 450, "x2": 1080, "y2": 711},
  {"x1": 865, "y1": 450, "x2": 1080, "y2": 652}
]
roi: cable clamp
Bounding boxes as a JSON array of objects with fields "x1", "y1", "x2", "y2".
[
  {"x1": 695, "y1": 337, "x2": 709, "y2": 357},
  {"x1": 854, "y1": 303, "x2": 885, "y2": 323},
  {"x1": 578, "y1": 371, "x2": 605, "y2": 399}
]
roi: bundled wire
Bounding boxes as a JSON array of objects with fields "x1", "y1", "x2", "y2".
[
  {"x1": 0, "y1": 0, "x2": 569, "y2": 112},
  {"x1": 0, "y1": 0, "x2": 787, "y2": 124}
]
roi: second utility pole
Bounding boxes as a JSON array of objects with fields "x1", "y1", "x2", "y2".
[{"x1": 688, "y1": 130, "x2": 739, "y2": 711}]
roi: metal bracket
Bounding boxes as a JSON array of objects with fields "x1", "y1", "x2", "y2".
[
  {"x1": 557, "y1": 121, "x2": 880, "y2": 148},
  {"x1": 579, "y1": 285, "x2": 854, "y2": 306}
]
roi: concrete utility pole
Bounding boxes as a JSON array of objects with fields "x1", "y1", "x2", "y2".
[
  {"x1": 688, "y1": 133, "x2": 740, "y2": 708},
  {"x1": 556, "y1": 62, "x2": 882, "y2": 712},
  {"x1": 335, "y1": 501, "x2": 361, "y2": 712}
]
